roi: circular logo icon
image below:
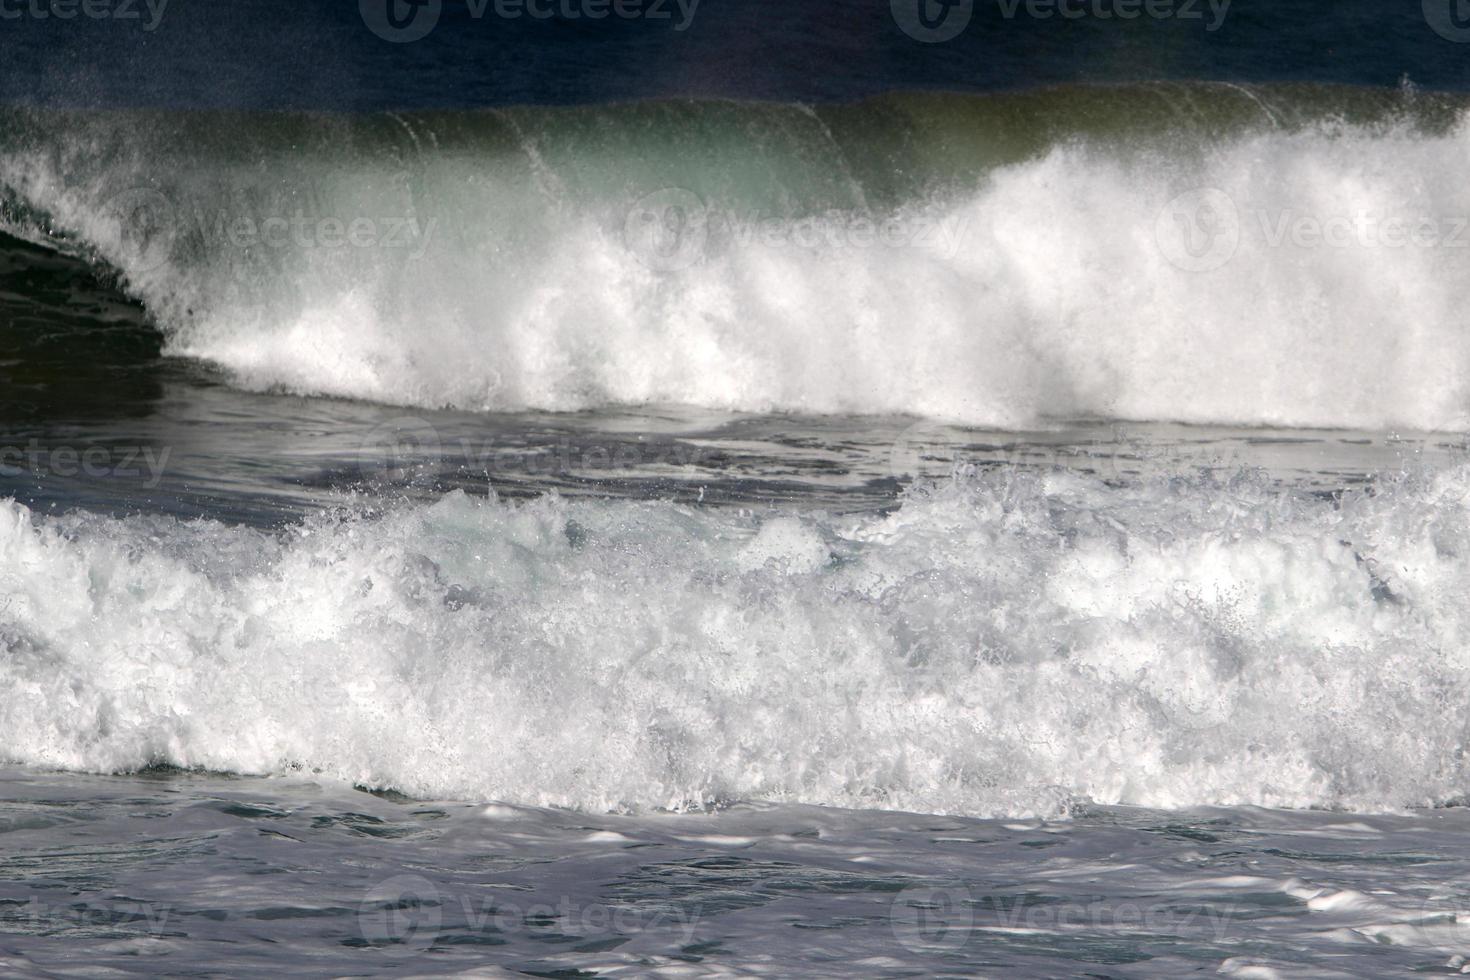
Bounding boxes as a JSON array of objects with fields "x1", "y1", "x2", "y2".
[
  {"x1": 358, "y1": 416, "x2": 441, "y2": 481},
  {"x1": 891, "y1": 884, "x2": 974, "y2": 953},
  {"x1": 1155, "y1": 188, "x2": 1240, "y2": 273},
  {"x1": 1416, "y1": 867, "x2": 1470, "y2": 934},
  {"x1": 361, "y1": 0, "x2": 441, "y2": 42},
  {"x1": 1400, "y1": 410, "x2": 1470, "y2": 504},
  {"x1": 888, "y1": 419, "x2": 964, "y2": 483},
  {"x1": 358, "y1": 874, "x2": 442, "y2": 955},
  {"x1": 205, "y1": 251, "x2": 269, "y2": 328},
  {"x1": 481, "y1": 367, "x2": 505, "y2": 407},
  {"x1": 102, "y1": 187, "x2": 178, "y2": 275},
  {"x1": 891, "y1": 0, "x2": 974, "y2": 42},
  {"x1": 1423, "y1": 411, "x2": 1470, "y2": 449},
  {"x1": 624, "y1": 188, "x2": 709, "y2": 272},
  {"x1": 1424, "y1": 0, "x2": 1470, "y2": 42}
]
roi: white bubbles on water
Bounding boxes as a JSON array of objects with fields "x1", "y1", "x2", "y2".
[{"x1": 5, "y1": 463, "x2": 1470, "y2": 816}]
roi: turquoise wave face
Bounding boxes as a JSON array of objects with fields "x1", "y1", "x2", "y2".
[{"x1": 2, "y1": 83, "x2": 1469, "y2": 430}]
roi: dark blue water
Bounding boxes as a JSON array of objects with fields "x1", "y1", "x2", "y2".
[{"x1": 1, "y1": 0, "x2": 1467, "y2": 110}]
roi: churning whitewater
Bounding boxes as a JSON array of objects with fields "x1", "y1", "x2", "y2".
[
  {"x1": 1, "y1": 83, "x2": 1469, "y2": 431},
  {"x1": 4, "y1": 464, "x2": 1470, "y2": 817},
  {"x1": 15, "y1": 5, "x2": 1470, "y2": 976}
]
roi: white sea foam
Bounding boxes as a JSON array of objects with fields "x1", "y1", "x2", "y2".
[
  {"x1": 3, "y1": 464, "x2": 1470, "y2": 815},
  {"x1": 5, "y1": 108, "x2": 1470, "y2": 429}
]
